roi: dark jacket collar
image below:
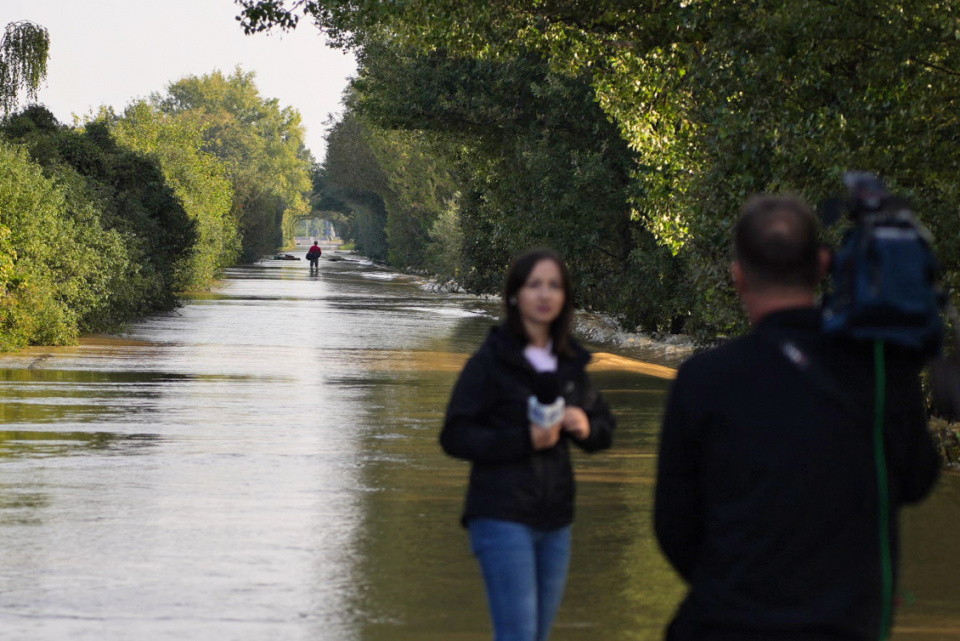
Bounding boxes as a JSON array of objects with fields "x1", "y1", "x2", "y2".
[
  {"x1": 754, "y1": 306, "x2": 821, "y2": 334},
  {"x1": 485, "y1": 324, "x2": 591, "y2": 371}
]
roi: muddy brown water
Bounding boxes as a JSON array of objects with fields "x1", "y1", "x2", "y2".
[{"x1": 0, "y1": 254, "x2": 957, "y2": 640}]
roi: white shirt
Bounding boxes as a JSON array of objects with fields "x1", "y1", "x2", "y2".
[{"x1": 524, "y1": 341, "x2": 558, "y2": 373}]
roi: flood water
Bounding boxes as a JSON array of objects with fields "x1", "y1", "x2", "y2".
[{"x1": 0, "y1": 252, "x2": 958, "y2": 640}]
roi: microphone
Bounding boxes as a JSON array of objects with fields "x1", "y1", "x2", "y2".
[{"x1": 528, "y1": 372, "x2": 565, "y2": 429}]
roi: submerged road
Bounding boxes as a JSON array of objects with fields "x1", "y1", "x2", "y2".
[{"x1": 0, "y1": 252, "x2": 957, "y2": 640}]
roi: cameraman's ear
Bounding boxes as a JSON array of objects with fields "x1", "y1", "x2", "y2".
[
  {"x1": 732, "y1": 260, "x2": 747, "y2": 295},
  {"x1": 817, "y1": 248, "x2": 832, "y2": 281}
]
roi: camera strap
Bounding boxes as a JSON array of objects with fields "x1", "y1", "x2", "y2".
[
  {"x1": 761, "y1": 328, "x2": 893, "y2": 641},
  {"x1": 873, "y1": 340, "x2": 892, "y2": 641},
  {"x1": 758, "y1": 330, "x2": 862, "y2": 420}
]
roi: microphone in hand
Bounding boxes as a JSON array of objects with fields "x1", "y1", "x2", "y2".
[{"x1": 528, "y1": 372, "x2": 565, "y2": 429}]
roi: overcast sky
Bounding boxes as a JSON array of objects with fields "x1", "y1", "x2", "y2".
[{"x1": 2, "y1": 0, "x2": 357, "y2": 159}]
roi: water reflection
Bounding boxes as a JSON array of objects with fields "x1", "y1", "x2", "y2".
[
  {"x1": 0, "y1": 430, "x2": 161, "y2": 458},
  {"x1": 0, "y1": 255, "x2": 956, "y2": 640},
  {"x1": 345, "y1": 338, "x2": 684, "y2": 641}
]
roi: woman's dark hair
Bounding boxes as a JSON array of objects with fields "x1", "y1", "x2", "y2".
[{"x1": 502, "y1": 248, "x2": 575, "y2": 355}]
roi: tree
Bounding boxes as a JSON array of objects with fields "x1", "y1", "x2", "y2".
[
  {"x1": 0, "y1": 136, "x2": 130, "y2": 349},
  {"x1": 110, "y1": 101, "x2": 241, "y2": 289},
  {"x1": 0, "y1": 20, "x2": 49, "y2": 116},
  {"x1": 322, "y1": 112, "x2": 389, "y2": 261},
  {"x1": 361, "y1": 44, "x2": 685, "y2": 329},
  {"x1": 318, "y1": 43, "x2": 686, "y2": 330},
  {"x1": 2, "y1": 105, "x2": 197, "y2": 321},
  {"x1": 239, "y1": 0, "x2": 960, "y2": 341},
  {"x1": 155, "y1": 68, "x2": 313, "y2": 262}
]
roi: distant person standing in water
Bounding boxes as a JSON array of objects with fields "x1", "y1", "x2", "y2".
[
  {"x1": 306, "y1": 241, "x2": 321, "y2": 270},
  {"x1": 441, "y1": 248, "x2": 615, "y2": 641}
]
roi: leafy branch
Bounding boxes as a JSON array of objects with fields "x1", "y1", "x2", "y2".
[{"x1": 0, "y1": 20, "x2": 50, "y2": 115}]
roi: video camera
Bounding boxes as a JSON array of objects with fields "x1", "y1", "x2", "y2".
[{"x1": 822, "y1": 171, "x2": 960, "y2": 420}]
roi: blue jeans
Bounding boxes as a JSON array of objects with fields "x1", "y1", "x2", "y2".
[{"x1": 468, "y1": 518, "x2": 572, "y2": 641}]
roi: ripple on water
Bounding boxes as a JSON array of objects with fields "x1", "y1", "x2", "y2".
[{"x1": 0, "y1": 257, "x2": 956, "y2": 641}]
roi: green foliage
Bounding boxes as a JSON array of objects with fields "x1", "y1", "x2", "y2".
[
  {"x1": 368, "y1": 129, "x2": 457, "y2": 270},
  {"x1": 0, "y1": 140, "x2": 74, "y2": 348},
  {"x1": 110, "y1": 101, "x2": 241, "y2": 290},
  {"x1": 155, "y1": 68, "x2": 314, "y2": 262},
  {"x1": 309, "y1": 164, "x2": 354, "y2": 240},
  {"x1": 929, "y1": 417, "x2": 960, "y2": 469},
  {"x1": 0, "y1": 66, "x2": 317, "y2": 350},
  {"x1": 321, "y1": 112, "x2": 390, "y2": 261},
  {"x1": 340, "y1": 45, "x2": 684, "y2": 332},
  {"x1": 0, "y1": 140, "x2": 129, "y2": 349},
  {"x1": 0, "y1": 21, "x2": 49, "y2": 115},
  {"x1": 1, "y1": 105, "x2": 195, "y2": 326},
  {"x1": 240, "y1": 0, "x2": 960, "y2": 343},
  {"x1": 426, "y1": 197, "x2": 464, "y2": 283},
  {"x1": 606, "y1": 0, "x2": 960, "y2": 338}
]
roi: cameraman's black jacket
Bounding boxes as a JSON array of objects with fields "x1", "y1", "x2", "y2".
[
  {"x1": 441, "y1": 325, "x2": 615, "y2": 529},
  {"x1": 655, "y1": 308, "x2": 941, "y2": 641}
]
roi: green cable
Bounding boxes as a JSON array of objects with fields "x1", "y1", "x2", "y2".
[{"x1": 874, "y1": 339, "x2": 892, "y2": 641}]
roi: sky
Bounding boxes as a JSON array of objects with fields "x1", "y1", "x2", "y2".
[{"x1": 2, "y1": 0, "x2": 358, "y2": 159}]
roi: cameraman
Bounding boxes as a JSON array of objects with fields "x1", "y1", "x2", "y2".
[{"x1": 654, "y1": 195, "x2": 940, "y2": 640}]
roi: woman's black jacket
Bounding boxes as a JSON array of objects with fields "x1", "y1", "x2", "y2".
[{"x1": 441, "y1": 325, "x2": 615, "y2": 529}]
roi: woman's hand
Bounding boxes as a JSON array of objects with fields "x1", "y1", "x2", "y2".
[
  {"x1": 561, "y1": 406, "x2": 591, "y2": 440},
  {"x1": 530, "y1": 421, "x2": 563, "y2": 450}
]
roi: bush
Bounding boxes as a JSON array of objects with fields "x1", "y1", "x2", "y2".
[
  {"x1": 929, "y1": 417, "x2": 960, "y2": 470},
  {"x1": 2, "y1": 107, "x2": 197, "y2": 321},
  {"x1": 0, "y1": 140, "x2": 129, "y2": 348}
]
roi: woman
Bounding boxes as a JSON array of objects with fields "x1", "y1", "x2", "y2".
[{"x1": 441, "y1": 248, "x2": 615, "y2": 641}]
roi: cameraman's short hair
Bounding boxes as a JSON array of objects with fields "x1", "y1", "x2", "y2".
[{"x1": 735, "y1": 195, "x2": 820, "y2": 289}]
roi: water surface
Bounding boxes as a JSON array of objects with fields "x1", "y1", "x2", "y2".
[{"x1": 0, "y1": 254, "x2": 957, "y2": 640}]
